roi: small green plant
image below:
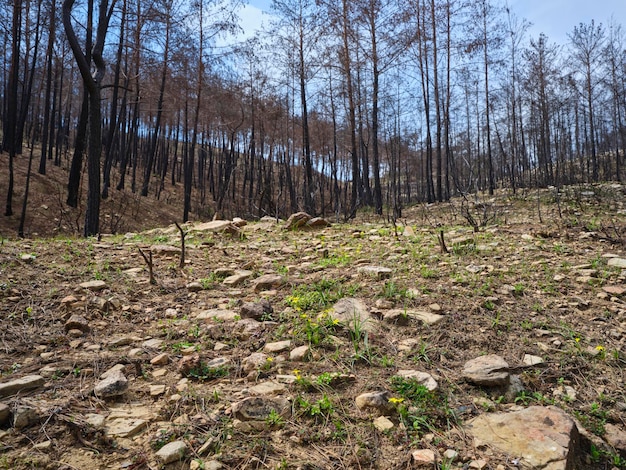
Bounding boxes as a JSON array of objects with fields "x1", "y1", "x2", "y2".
[
  {"x1": 297, "y1": 394, "x2": 335, "y2": 421},
  {"x1": 380, "y1": 280, "x2": 411, "y2": 301},
  {"x1": 513, "y1": 283, "x2": 525, "y2": 296},
  {"x1": 520, "y1": 320, "x2": 533, "y2": 330},
  {"x1": 171, "y1": 341, "x2": 196, "y2": 353},
  {"x1": 265, "y1": 409, "x2": 285, "y2": 428},
  {"x1": 419, "y1": 265, "x2": 438, "y2": 279},
  {"x1": 187, "y1": 363, "x2": 229, "y2": 381}
]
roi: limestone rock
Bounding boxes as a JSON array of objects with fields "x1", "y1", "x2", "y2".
[
  {"x1": 373, "y1": 416, "x2": 394, "y2": 432},
  {"x1": 607, "y1": 258, "x2": 626, "y2": 269},
  {"x1": 463, "y1": 355, "x2": 510, "y2": 386},
  {"x1": 252, "y1": 274, "x2": 284, "y2": 292},
  {"x1": 290, "y1": 345, "x2": 310, "y2": 361},
  {"x1": 242, "y1": 352, "x2": 269, "y2": 374},
  {"x1": 64, "y1": 314, "x2": 90, "y2": 334},
  {"x1": 197, "y1": 308, "x2": 239, "y2": 322},
  {"x1": 223, "y1": 270, "x2": 253, "y2": 286},
  {"x1": 285, "y1": 212, "x2": 311, "y2": 230},
  {"x1": 409, "y1": 310, "x2": 445, "y2": 326},
  {"x1": 0, "y1": 375, "x2": 45, "y2": 398},
  {"x1": 240, "y1": 300, "x2": 273, "y2": 320},
  {"x1": 156, "y1": 440, "x2": 188, "y2": 464},
  {"x1": 94, "y1": 369, "x2": 128, "y2": 398},
  {"x1": 356, "y1": 391, "x2": 392, "y2": 414},
  {"x1": 264, "y1": 340, "x2": 291, "y2": 353},
  {"x1": 13, "y1": 406, "x2": 38, "y2": 429},
  {"x1": 604, "y1": 423, "x2": 626, "y2": 455},
  {"x1": 178, "y1": 354, "x2": 201, "y2": 377},
  {"x1": 523, "y1": 354, "x2": 544, "y2": 366},
  {"x1": 396, "y1": 370, "x2": 438, "y2": 391},
  {"x1": 150, "y1": 244, "x2": 181, "y2": 255},
  {"x1": 80, "y1": 280, "x2": 107, "y2": 291},
  {"x1": 150, "y1": 353, "x2": 169, "y2": 366},
  {"x1": 249, "y1": 381, "x2": 287, "y2": 396},
  {"x1": 357, "y1": 265, "x2": 393, "y2": 280},
  {"x1": 193, "y1": 220, "x2": 241, "y2": 235},
  {"x1": 411, "y1": 449, "x2": 437, "y2": 467},
  {"x1": 306, "y1": 217, "x2": 331, "y2": 228},
  {"x1": 231, "y1": 396, "x2": 291, "y2": 421},
  {"x1": 466, "y1": 406, "x2": 579, "y2": 469},
  {"x1": 330, "y1": 298, "x2": 376, "y2": 332}
]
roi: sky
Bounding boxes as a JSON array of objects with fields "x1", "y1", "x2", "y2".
[{"x1": 234, "y1": 0, "x2": 626, "y2": 47}]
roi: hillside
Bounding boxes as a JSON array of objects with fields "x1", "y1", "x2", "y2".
[{"x1": 0, "y1": 181, "x2": 624, "y2": 469}]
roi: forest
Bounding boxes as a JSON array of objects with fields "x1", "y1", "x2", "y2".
[{"x1": 0, "y1": 0, "x2": 624, "y2": 236}]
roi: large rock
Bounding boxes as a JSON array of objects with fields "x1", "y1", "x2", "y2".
[
  {"x1": 223, "y1": 270, "x2": 254, "y2": 286},
  {"x1": 605, "y1": 423, "x2": 626, "y2": 455},
  {"x1": 395, "y1": 370, "x2": 438, "y2": 391},
  {"x1": 240, "y1": 300, "x2": 273, "y2": 320},
  {"x1": 64, "y1": 314, "x2": 91, "y2": 334},
  {"x1": 0, "y1": 375, "x2": 45, "y2": 398},
  {"x1": 193, "y1": 220, "x2": 241, "y2": 235},
  {"x1": 94, "y1": 369, "x2": 128, "y2": 398},
  {"x1": 466, "y1": 406, "x2": 580, "y2": 469},
  {"x1": 357, "y1": 265, "x2": 392, "y2": 280},
  {"x1": 284, "y1": 212, "x2": 311, "y2": 230},
  {"x1": 330, "y1": 298, "x2": 376, "y2": 332},
  {"x1": 356, "y1": 391, "x2": 392, "y2": 414},
  {"x1": 463, "y1": 354, "x2": 510, "y2": 386},
  {"x1": 607, "y1": 258, "x2": 626, "y2": 269},
  {"x1": 252, "y1": 274, "x2": 284, "y2": 292},
  {"x1": 231, "y1": 396, "x2": 291, "y2": 421},
  {"x1": 156, "y1": 440, "x2": 188, "y2": 464}
]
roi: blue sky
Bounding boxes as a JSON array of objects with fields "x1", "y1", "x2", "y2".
[{"x1": 238, "y1": 0, "x2": 626, "y2": 46}]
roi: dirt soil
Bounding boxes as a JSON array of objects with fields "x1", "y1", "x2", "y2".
[{"x1": 0, "y1": 181, "x2": 625, "y2": 470}]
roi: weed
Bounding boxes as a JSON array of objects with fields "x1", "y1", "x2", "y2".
[
  {"x1": 286, "y1": 278, "x2": 359, "y2": 313},
  {"x1": 265, "y1": 409, "x2": 285, "y2": 428},
  {"x1": 297, "y1": 394, "x2": 335, "y2": 421},
  {"x1": 380, "y1": 280, "x2": 412, "y2": 301},
  {"x1": 187, "y1": 363, "x2": 229, "y2": 381}
]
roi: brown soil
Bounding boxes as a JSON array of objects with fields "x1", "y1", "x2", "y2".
[{"x1": 0, "y1": 152, "x2": 625, "y2": 469}]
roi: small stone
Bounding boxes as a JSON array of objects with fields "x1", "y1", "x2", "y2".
[
  {"x1": 607, "y1": 258, "x2": 626, "y2": 269},
  {"x1": 396, "y1": 370, "x2": 438, "y2": 391},
  {"x1": 0, "y1": 375, "x2": 45, "y2": 398},
  {"x1": 85, "y1": 414, "x2": 105, "y2": 429},
  {"x1": 33, "y1": 440, "x2": 52, "y2": 450},
  {"x1": 231, "y1": 396, "x2": 291, "y2": 421},
  {"x1": 373, "y1": 416, "x2": 394, "y2": 432},
  {"x1": 156, "y1": 440, "x2": 188, "y2": 464},
  {"x1": 264, "y1": 340, "x2": 291, "y2": 353},
  {"x1": 523, "y1": 354, "x2": 544, "y2": 366},
  {"x1": 94, "y1": 369, "x2": 128, "y2": 398},
  {"x1": 13, "y1": 407, "x2": 38, "y2": 429},
  {"x1": 603, "y1": 285, "x2": 625, "y2": 296},
  {"x1": 223, "y1": 270, "x2": 254, "y2": 286},
  {"x1": 468, "y1": 460, "x2": 487, "y2": 469},
  {"x1": 443, "y1": 449, "x2": 458, "y2": 460},
  {"x1": 150, "y1": 353, "x2": 169, "y2": 366},
  {"x1": 252, "y1": 275, "x2": 284, "y2": 292},
  {"x1": 330, "y1": 298, "x2": 376, "y2": 332},
  {"x1": 150, "y1": 385, "x2": 167, "y2": 396},
  {"x1": 289, "y1": 345, "x2": 310, "y2": 361},
  {"x1": 178, "y1": 353, "x2": 201, "y2": 377},
  {"x1": 356, "y1": 391, "x2": 392, "y2": 414},
  {"x1": 357, "y1": 265, "x2": 393, "y2": 280},
  {"x1": 150, "y1": 244, "x2": 181, "y2": 255},
  {"x1": 197, "y1": 309, "x2": 239, "y2": 322},
  {"x1": 411, "y1": 449, "x2": 436, "y2": 467},
  {"x1": 463, "y1": 355, "x2": 510, "y2": 387},
  {"x1": 249, "y1": 381, "x2": 287, "y2": 396},
  {"x1": 240, "y1": 300, "x2": 273, "y2": 320},
  {"x1": 429, "y1": 303, "x2": 442, "y2": 312},
  {"x1": 64, "y1": 314, "x2": 90, "y2": 333},
  {"x1": 187, "y1": 282, "x2": 204, "y2": 292},
  {"x1": 0, "y1": 403, "x2": 10, "y2": 425},
  {"x1": 67, "y1": 328, "x2": 84, "y2": 338},
  {"x1": 142, "y1": 338, "x2": 165, "y2": 350},
  {"x1": 79, "y1": 280, "x2": 107, "y2": 291},
  {"x1": 242, "y1": 352, "x2": 269, "y2": 373},
  {"x1": 409, "y1": 310, "x2": 444, "y2": 326}
]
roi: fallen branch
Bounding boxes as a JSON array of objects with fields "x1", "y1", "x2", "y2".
[
  {"x1": 175, "y1": 222, "x2": 187, "y2": 268},
  {"x1": 138, "y1": 248, "x2": 156, "y2": 285}
]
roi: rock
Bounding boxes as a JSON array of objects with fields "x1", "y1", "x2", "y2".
[
  {"x1": 94, "y1": 369, "x2": 128, "y2": 398},
  {"x1": 223, "y1": 270, "x2": 254, "y2": 286},
  {"x1": 356, "y1": 391, "x2": 392, "y2": 414},
  {"x1": 468, "y1": 460, "x2": 487, "y2": 469},
  {"x1": 187, "y1": 282, "x2": 204, "y2": 292},
  {"x1": 150, "y1": 244, "x2": 181, "y2": 255},
  {"x1": 178, "y1": 354, "x2": 201, "y2": 377},
  {"x1": 603, "y1": 285, "x2": 626, "y2": 296},
  {"x1": 197, "y1": 308, "x2": 239, "y2": 322},
  {"x1": 252, "y1": 275, "x2": 284, "y2": 292},
  {"x1": 396, "y1": 370, "x2": 438, "y2": 391},
  {"x1": 249, "y1": 381, "x2": 287, "y2": 396},
  {"x1": 0, "y1": 375, "x2": 45, "y2": 398},
  {"x1": 150, "y1": 353, "x2": 169, "y2": 366},
  {"x1": 193, "y1": 220, "x2": 241, "y2": 235},
  {"x1": 604, "y1": 424, "x2": 626, "y2": 455},
  {"x1": 290, "y1": 345, "x2": 310, "y2": 361},
  {"x1": 357, "y1": 265, "x2": 393, "y2": 280},
  {"x1": 240, "y1": 300, "x2": 273, "y2": 320},
  {"x1": 231, "y1": 396, "x2": 291, "y2": 421},
  {"x1": 463, "y1": 355, "x2": 510, "y2": 387},
  {"x1": 523, "y1": 354, "x2": 544, "y2": 366},
  {"x1": 466, "y1": 406, "x2": 579, "y2": 469},
  {"x1": 79, "y1": 280, "x2": 107, "y2": 291},
  {"x1": 409, "y1": 310, "x2": 445, "y2": 326},
  {"x1": 285, "y1": 212, "x2": 311, "y2": 230},
  {"x1": 13, "y1": 406, "x2": 38, "y2": 429},
  {"x1": 607, "y1": 258, "x2": 626, "y2": 269},
  {"x1": 411, "y1": 449, "x2": 437, "y2": 467},
  {"x1": 330, "y1": 298, "x2": 376, "y2": 332},
  {"x1": 264, "y1": 340, "x2": 291, "y2": 353},
  {"x1": 306, "y1": 217, "x2": 331, "y2": 228},
  {"x1": 382, "y1": 310, "x2": 410, "y2": 326},
  {"x1": 105, "y1": 405, "x2": 154, "y2": 438},
  {"x1": 242, "y1": 352, "x2": 269, "y2": 374},
  {"x1": 156, "y1": 440, "x2": 188, "y2": 464},
  {"x1": 373, "y1": 416, "x2": 394, "y2": 432},
  {"x1": 85, "y1": 413, "x2": 105, "y2": 430},
  {"x1": 64, "y1": 314, "x2": 90, "y2": 334},
  {"x1": 150, "y1": 385, "x2": 167, "y2": 396},
  {"x1": 0, "y1": 403, "x2": 10, "y2": 425},
  {"x1": 142, "y1": 338, "x2": 165, "y2": 349},
  {"x1": 443, "y1": 449, "x2": 458, "y2": 461}
]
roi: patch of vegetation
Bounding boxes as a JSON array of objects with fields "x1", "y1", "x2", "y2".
[{"x1": 285, "y1": 278, "x2": 360, "y2": 313}]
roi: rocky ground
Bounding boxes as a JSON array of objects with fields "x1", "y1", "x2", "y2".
[{"x1": 0, "y1": 184, "x2": 625, "y2": 470}]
